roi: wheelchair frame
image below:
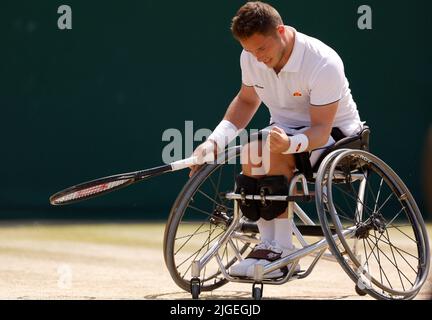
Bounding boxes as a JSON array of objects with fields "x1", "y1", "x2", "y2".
[{"x1": 163, "y1": 132, "x2": 430, "y2": 300}]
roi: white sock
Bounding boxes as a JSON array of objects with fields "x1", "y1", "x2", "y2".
[
  {"x1": 274, "y1": 218, "x2": 293, "y2": 249},
  {"x1": 256, "y1": 218, "x2": 274, "y2": 243}
]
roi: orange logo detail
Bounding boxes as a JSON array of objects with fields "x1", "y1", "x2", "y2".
[
  {"x1": 295, "y1": 143, "x2": 302, "y2": 152},
  {"x1": 293, "y1": 92, "x2": 302, "y2": 97}
]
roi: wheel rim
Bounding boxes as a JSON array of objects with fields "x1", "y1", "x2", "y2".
[{"x1": 321, "y1": 150, "x2": 429, "y2": 299}]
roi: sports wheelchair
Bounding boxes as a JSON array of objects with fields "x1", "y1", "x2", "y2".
[{"x1": 163, "y1": 126, "x2": 430, "y2": 300}]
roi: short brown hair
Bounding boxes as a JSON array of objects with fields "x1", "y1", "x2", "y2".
[{"x1": 231, "y1": 1, "x2": 283, "y2": 40}]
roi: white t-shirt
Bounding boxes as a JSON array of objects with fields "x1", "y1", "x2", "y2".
[{"x1": 241, "y1": 26, "x2": 363, "y2": 136}]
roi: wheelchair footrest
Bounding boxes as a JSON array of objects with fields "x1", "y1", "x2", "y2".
[{"x1": 230, "y1": 269, "x2": 304, "y2": 283}]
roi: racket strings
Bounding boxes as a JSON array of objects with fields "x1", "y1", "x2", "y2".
[{"x1": 52, "y1": 179, "x2": 132, "y2": 204}]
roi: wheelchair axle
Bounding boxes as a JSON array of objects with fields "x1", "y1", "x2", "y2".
[
  {"x1": 355, "y1": 214, "x2": 386, "y2": 239},
  {"x1": 209, "y1": 205, "x2": 232, "y2": 227}
]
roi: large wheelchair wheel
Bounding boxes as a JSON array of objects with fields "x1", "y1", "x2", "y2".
[
  {"x1": 316, "y1": 149, "x2": 430, "y2": 300},
  {"x1": 163, "y1": 147, "x2": 255, "y2": 292}
]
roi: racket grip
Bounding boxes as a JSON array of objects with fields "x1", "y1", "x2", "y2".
[{"x1": 170, "y1": 153, "x2": 214, "y2": 171}]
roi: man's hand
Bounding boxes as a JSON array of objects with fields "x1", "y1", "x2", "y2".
[
  {"x1": 189, "y1": 140, "x2": 218, "y2": 178},
  {"x1": 267, "y1": 126, "x2": 290, "y2": 153}
]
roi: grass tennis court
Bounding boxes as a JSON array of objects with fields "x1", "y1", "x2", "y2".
[{"x1": 0, "y1": 221, "x2": 430, "y2": 299}]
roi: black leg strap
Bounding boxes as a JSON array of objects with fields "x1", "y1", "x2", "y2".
[
  {"x1": 257, "y1": 176, "x2": 289, "y2": 221},
  {"x1": 235, "y1": 174, "x2": 260, "y2": 221}
]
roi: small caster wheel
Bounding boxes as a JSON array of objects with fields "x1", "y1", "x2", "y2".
[
  {"x1": 190, "y1": 278, "x2": 201, "y2": 299},
  {"x1": 355, "y1": 284, "x2": 367, "y2": 296},
  {"x1": 252, "y1": 282, "x2": 263, "y2": 300}
]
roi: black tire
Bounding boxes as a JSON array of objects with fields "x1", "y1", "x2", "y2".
[
  {"x1": 316, "y1": 149, "x2": 430, "y2": 300},
  {"x1": 163, "y1": 147, "x2": 255, "y2": 292},
  {"x1": 190, "y1": 278, "x2": 201, "y2": 299},
  {"x1": 252, "y1": 284, "x2": 263, "y2": 300}
]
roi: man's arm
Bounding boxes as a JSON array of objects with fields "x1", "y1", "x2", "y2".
[
  {"x1": 267, "y1": 101, "x2": 338, "y2": 154},
  {"x1": 221, "y1": 83, "x2": 261, "y2": 130},
  {"x1": 189, "y1": 84, "x2": 261, "y2": 177},
  {"x1": 303, "y1": 101, "x2": 339, "y2": 150}
]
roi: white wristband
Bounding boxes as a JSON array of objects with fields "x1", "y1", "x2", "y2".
[
  {"x1": 208, "y1": 120, "x2": 239, "y2": 151},
  {"x1": 282, "y1": 134, "x2": 309, "y2": 154}
]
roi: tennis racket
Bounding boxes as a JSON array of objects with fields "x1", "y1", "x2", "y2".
[{"x1": 49, "y1": 154, "x2": 213, "y2": 206}]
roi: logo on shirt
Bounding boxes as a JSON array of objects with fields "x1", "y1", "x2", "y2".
[
  {"x1": 254, "y1": 84, "x2": 264, "y2": 89},
  {"x1": 293, "y1": 91, "x2": 302, "y2": 97}
]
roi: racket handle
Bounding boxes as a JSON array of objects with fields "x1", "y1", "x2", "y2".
[{"x1": 170, "y1": 153, "x2": 215, "y2": 171}]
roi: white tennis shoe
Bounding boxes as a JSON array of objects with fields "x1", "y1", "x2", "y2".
[
  {"x1": 245, "y1": 241, "x2": 300, "y2": 279},
  {"x1": 229, "y1": 240, "x2": 272, "y2": 277},
  {"x1": 230, "y1": 240, "x2": 300, "y2": 278}
]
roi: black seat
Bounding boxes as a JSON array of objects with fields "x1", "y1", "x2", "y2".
[
  {"x1": 294, "y1": 126, "x2": 370, "y2": 181},
  {"x1": 312, "y1": 126, "x2": 370, "y2": 172}
]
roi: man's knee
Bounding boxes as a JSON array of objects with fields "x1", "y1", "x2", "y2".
[
  {"x1": 241, "y1": 141, "x2": 266, "y2": 176},
  {"x1": 263, "y1": 150, "x2": 296, "y2": 178}
]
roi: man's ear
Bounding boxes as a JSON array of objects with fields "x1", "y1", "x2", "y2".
[{"x1": 276, "y1": 25, "x2": 285, "y2": 35}]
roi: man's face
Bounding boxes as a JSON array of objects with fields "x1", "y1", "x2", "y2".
[{"x1": 239, "y1": 27, "x2": 285, "y2": 69}]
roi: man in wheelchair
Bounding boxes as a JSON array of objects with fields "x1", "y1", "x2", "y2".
[{"x1": 190, "y1": 1, "x2": 365, "y2": 279}]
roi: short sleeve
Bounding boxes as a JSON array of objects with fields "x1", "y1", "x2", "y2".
[
  {"x1": 309, "y1": 57, "x2": 345, "y2": 106},
  {"x1": 240, "y1": 50, "x2": 254, "y2": 87}
]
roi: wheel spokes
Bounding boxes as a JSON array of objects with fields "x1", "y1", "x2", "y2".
[{"x1": 325, "y1": 151, "x2": 426, "y2": 297}]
